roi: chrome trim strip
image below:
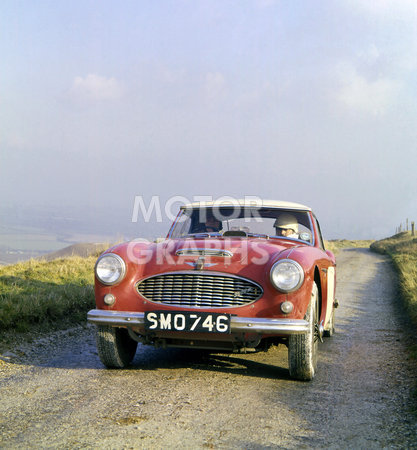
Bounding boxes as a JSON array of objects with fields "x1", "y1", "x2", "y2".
[
  {"x1": 180, "y1": 203, "x2": 312, "y2": 211},
  {"x1": 87, "y1": 309, "x2": 309, "y2": 335},
  {"x1": 176, "y1": 248, "x2": 233, "y2": 257},
  {"x1": 307, "y1": 211, "x2": 315, "y2": 247}
]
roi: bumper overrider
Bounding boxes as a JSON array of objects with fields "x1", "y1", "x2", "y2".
[{"x1": 87, "y1": 309, "x2": 309, "y2": 335}]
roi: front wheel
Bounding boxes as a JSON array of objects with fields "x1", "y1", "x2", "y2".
[
  {"x1": 95, "y1": 325, "x2": 138, "y2": 368},
  {"x1": 288, "y1": 282, "x2": 319, "y2": 381}
]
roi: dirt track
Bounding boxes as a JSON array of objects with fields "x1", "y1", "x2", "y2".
[{"x1": 1, "y1": 249, "x2": 416, "y2": 448}]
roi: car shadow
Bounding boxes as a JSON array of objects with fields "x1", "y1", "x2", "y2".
[
  {"x1": 123, "y1": 345, "x2": 292, "y2": 380},
  {"x1": 39, "y1": 344, "x2": 290, "y2": 380}
]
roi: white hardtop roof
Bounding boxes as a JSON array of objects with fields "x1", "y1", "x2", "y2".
[{"x1": 181, "y1": 199, "x2": 312, "y2": 211}]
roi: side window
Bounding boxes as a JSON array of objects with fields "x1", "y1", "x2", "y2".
[{"x1": 313, "y1": 216, "x2": 325, "y2": 250}]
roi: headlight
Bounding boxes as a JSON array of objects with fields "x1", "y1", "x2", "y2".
[
  {"x1": 95, "y1": 253, "x2": 126, "y2": 285},
  {"x1": 270, "y1": 259, "x2": 304, "y2": 293}
]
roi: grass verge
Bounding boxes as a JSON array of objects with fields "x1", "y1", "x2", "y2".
[
  {"x1": 0, "y1": 256, "x2": 96, "y2": 339},
  {"x1": 370, "y1": 232, "x2": 417, "y2": 327}
]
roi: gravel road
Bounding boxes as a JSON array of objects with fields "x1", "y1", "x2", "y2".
[{"x1": 1, "y1": 248, "x2": 416, "y2": 449}]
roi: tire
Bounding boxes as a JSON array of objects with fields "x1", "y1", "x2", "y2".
[
  {"x1": 95, "y1": 325, "x2": 138, "y2": 368},
  {"x1": 288, "y1": 282, "x2": 319, "y2": 381},
  {"x1": 323, "y1": 305, "x2": 335, "y2": 337}
]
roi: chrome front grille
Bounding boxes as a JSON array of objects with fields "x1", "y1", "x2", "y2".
[{"x1": 137, "y1": 272, "x2": 263, "y2": 308}]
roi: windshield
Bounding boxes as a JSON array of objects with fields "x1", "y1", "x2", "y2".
[{"x1": 170, "y1": 207, "x2": 313, "y2": 243}]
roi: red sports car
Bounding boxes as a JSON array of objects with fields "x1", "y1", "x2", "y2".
[{"x1": 88, "y1": 200, "x2": 337, "y2": 380}]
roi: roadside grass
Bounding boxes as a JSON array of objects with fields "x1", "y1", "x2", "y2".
[
  {"x1": 0, "y1": 256, "x2": 96, "y2": 339},
  {"x1": 370, "y1": 232, "x2": 417, "y2": 327},
  {"x1": 325, "y1": 239, "x2": 374, "y2": 254}
]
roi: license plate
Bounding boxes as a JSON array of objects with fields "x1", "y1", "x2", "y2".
[{"x1": 145, "y1": 311, "x2": 231, "y2": 333}]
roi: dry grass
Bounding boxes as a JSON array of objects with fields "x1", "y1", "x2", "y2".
[
  {"x1": 0, "y1": 256, "x2": 96, "y2": 334},
  {"x1": 371, "y1": 232, "x2": 417, "y2": 327}
]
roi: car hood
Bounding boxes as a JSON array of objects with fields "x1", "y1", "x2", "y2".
[{"x1": 117, "y1": 237, "x2": 305, "y2": 280}]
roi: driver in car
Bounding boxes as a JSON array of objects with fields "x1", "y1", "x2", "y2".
[
  {"x1": 274, "y1": 214, "x2": 299, "y2": 238},
  {"x1": 204, "y1": 214, "x2": 222, "y2": 233},
  {"x1": 193, "y1": 212, "x2": 222, "y2": 233}
]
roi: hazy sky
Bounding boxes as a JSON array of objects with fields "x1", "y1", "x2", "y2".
[{"x1": 1, "y1": 0, "x2": 416, "y2": 239}]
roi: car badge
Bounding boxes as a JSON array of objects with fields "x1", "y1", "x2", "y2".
[
  {"x1": 185, "y1": 257, "x2": 217, "y2": 270},
  {"x1": 234, "y1": 287, "x2": 257, "y2": 298}
]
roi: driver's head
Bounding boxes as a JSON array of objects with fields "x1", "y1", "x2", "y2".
[
  {"x1": 274, "y1": 214, "x2": 298, "y2": 236},
  {"x1": 205, "y1": 213, "x2": 221, "y2": 232}
]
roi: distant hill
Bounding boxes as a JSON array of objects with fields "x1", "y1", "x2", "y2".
[{"x1": 40, "y1": 243, "x2": 111, "y2": 261}]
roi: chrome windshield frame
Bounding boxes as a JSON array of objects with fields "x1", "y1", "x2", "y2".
[{"x1": 167, "y1": 206, "x2": 315, "y2": 246}]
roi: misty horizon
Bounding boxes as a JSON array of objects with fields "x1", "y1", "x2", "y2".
[{"x1": 1, "y1": 196, "x2": 407, "y2": 242}]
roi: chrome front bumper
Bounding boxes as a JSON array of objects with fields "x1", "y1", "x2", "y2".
[{"x1": 87, "y1": 309, "x2": 309, "y2": 335}]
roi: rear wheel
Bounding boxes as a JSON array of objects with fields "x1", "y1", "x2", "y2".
[
  {"x1": 288, "y1": 282, "x2": 319, "y2": 381},
  {"x1": 95, "y1": 325, "x2": 138, "y2": 368}
]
